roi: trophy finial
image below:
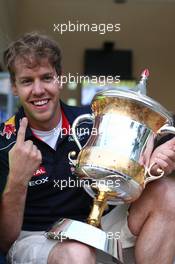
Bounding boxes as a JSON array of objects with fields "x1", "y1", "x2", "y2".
[{"x1": 137, "y1": 68, "x2": 150, "y2": 95}]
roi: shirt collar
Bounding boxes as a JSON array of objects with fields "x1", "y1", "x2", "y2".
[{"x1": 60, "y1": 101, "x2": 91, "y2": 125}]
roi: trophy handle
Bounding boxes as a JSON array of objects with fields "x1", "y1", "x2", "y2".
[
  {"x1": 145, "y1": 123, "x2": 175, "y2": 185},
  {"x1": 145, "y1": 162, "x2": 164, "y2": 185},
  {"x1": 157, "y1": 124, "x2": 175, "y2": 134},
  {"x1": 71, "y1": 113, "x2": 94, "y2": 150}
]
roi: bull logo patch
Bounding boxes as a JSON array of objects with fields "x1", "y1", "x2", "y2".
[{"x1": 0, "y1": 116, "x2": 16, "y2": 139}]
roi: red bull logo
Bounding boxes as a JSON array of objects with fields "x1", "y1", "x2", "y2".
[{"x1": 0, "y1": 116, "x2": 16, "y2": 139}]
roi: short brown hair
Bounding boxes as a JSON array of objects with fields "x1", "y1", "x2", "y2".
[{"x1": 3, "y1": 32, "x2": 62, "y2": 84}]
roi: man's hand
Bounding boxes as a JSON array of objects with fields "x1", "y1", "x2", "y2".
[
  {"x1": 149, "y1": 137, "x2": 175, "y2": 176},
  {"x1": 0, "y1": 117, "x2": 42, "y2": 252},
  {"x1": 8, "y1": 117, "x2": 42, "y2": 187}
]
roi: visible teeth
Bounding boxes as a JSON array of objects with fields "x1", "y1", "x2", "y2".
[{"x1": 33, "y1": 100, "x2": 48, "y2": 106}]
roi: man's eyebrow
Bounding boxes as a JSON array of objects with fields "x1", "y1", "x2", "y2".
[
  {"x1": 17, "y1": 76, "x2": 33, "y2": 80},
  {"x1": 41, "y1": 72, "x2": 55, "y2": 76},
  {"x1": 18, "y1": 72, "x2": 55, "y2": 79}
]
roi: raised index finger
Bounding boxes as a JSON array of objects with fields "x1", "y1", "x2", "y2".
[{"x1": 16, "y1": 117, "x2": 28, "y2": 144}]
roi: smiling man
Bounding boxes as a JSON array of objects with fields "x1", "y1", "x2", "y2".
[
  {"x1": 0, "y1": 32, "x2": 175, "y2": 264},
  {"x1": 13, "y1": 62, "x2": 62, "y2": 129}
]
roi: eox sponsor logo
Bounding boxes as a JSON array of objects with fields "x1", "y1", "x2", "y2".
[
  {"x1": 29, "y1": 177, "x2": 49, "y2": 187},
  {"x1": 28, "y1": 166, "x2": 48, "y2": 187}
]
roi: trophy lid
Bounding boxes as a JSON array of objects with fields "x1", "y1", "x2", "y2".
[{"x1": 92, "y1": 88, "x2": 173, "y2": 124}]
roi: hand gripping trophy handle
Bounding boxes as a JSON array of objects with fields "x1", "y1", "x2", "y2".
[{"x1": 145, "y1": 124, "x2": 175, "y2": 185}]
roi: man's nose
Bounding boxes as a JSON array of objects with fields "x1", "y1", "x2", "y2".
[{"x1": 32, "y1": 80, "x2": 45, "y2": 95}]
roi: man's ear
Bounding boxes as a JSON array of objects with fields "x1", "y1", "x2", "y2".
[
  {"x1": 57, "y1": 74, "x2": 63, "y2": 90},
  {"x1": 12, "y1": 84, "x2": 18, "y2": 96},
  {"x1": 59, "y1": 79, "x2": 63, "y2": 90}
]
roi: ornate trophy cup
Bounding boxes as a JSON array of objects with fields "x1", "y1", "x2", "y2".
[{"x1": 47, "y1": 88, "x2": 175, "y2": 264}]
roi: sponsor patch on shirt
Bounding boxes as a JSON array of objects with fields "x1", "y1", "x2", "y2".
[
  {"x1": 33, "y1": 166, "x2": 46, "y2": 177},
  {"x1": 29, "y1": 176, "x2": 49, "y2": 187},
  {"x1": 0, "y1": 116, "x2": 16, "y2": 140},
  {"x1": 28, "y1": 166, "x2": 47, "y2": 187}
]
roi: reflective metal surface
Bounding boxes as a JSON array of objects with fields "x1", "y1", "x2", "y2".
[
  {"x1": 66, "y1": 88, "x2": 175, "y2": 263},
  {"x1": 47, "y1": 218, "x2": 123, "y2": 264},
  {"x1": 70, "y1": 88, "x2": 175, "y2": 204},
  {"x1": 92, "y1": 88, "x2": 173, "y2": 129}
]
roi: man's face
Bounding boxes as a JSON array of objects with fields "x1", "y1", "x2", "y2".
[{"x1": 13, "y1": 59, "x2": 62, "y2": 130}]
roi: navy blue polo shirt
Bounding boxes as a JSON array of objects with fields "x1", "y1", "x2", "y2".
[{"x1": 0, "y1": 101, "x2": 93, "y2": 231}]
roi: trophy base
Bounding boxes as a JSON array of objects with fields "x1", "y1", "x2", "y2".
[{"x1": 46, "y1": 218, "x2": 123, "y2": 264}]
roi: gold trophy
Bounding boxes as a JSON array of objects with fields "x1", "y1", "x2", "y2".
[{"x1": 47, "y1": 88, "x2": 175, "y2": 264}]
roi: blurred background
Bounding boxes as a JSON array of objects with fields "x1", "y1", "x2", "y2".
[{"x1": 0, "y1": 0, "x2": 175, "y2": 121}]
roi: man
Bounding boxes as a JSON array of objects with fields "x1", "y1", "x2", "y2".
[{"x1": 0, "y1": 32, "x2": 175, "y2": 264}]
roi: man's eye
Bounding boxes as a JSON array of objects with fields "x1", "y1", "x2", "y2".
[
  {"x1": 43, "y1": 76, "x2": 53, "y2": 82},
  {"x1": 20, "y1": 79, "x2": 32, "y2": 85}
]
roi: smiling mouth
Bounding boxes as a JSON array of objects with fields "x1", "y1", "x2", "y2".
[{"x1": 31, "y1": 99, "x2": 49, "y2": 106}]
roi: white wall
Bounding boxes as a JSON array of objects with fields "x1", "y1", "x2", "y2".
[{"x1": 0, "y1": 0, "x2": 15, "y2": 64}]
